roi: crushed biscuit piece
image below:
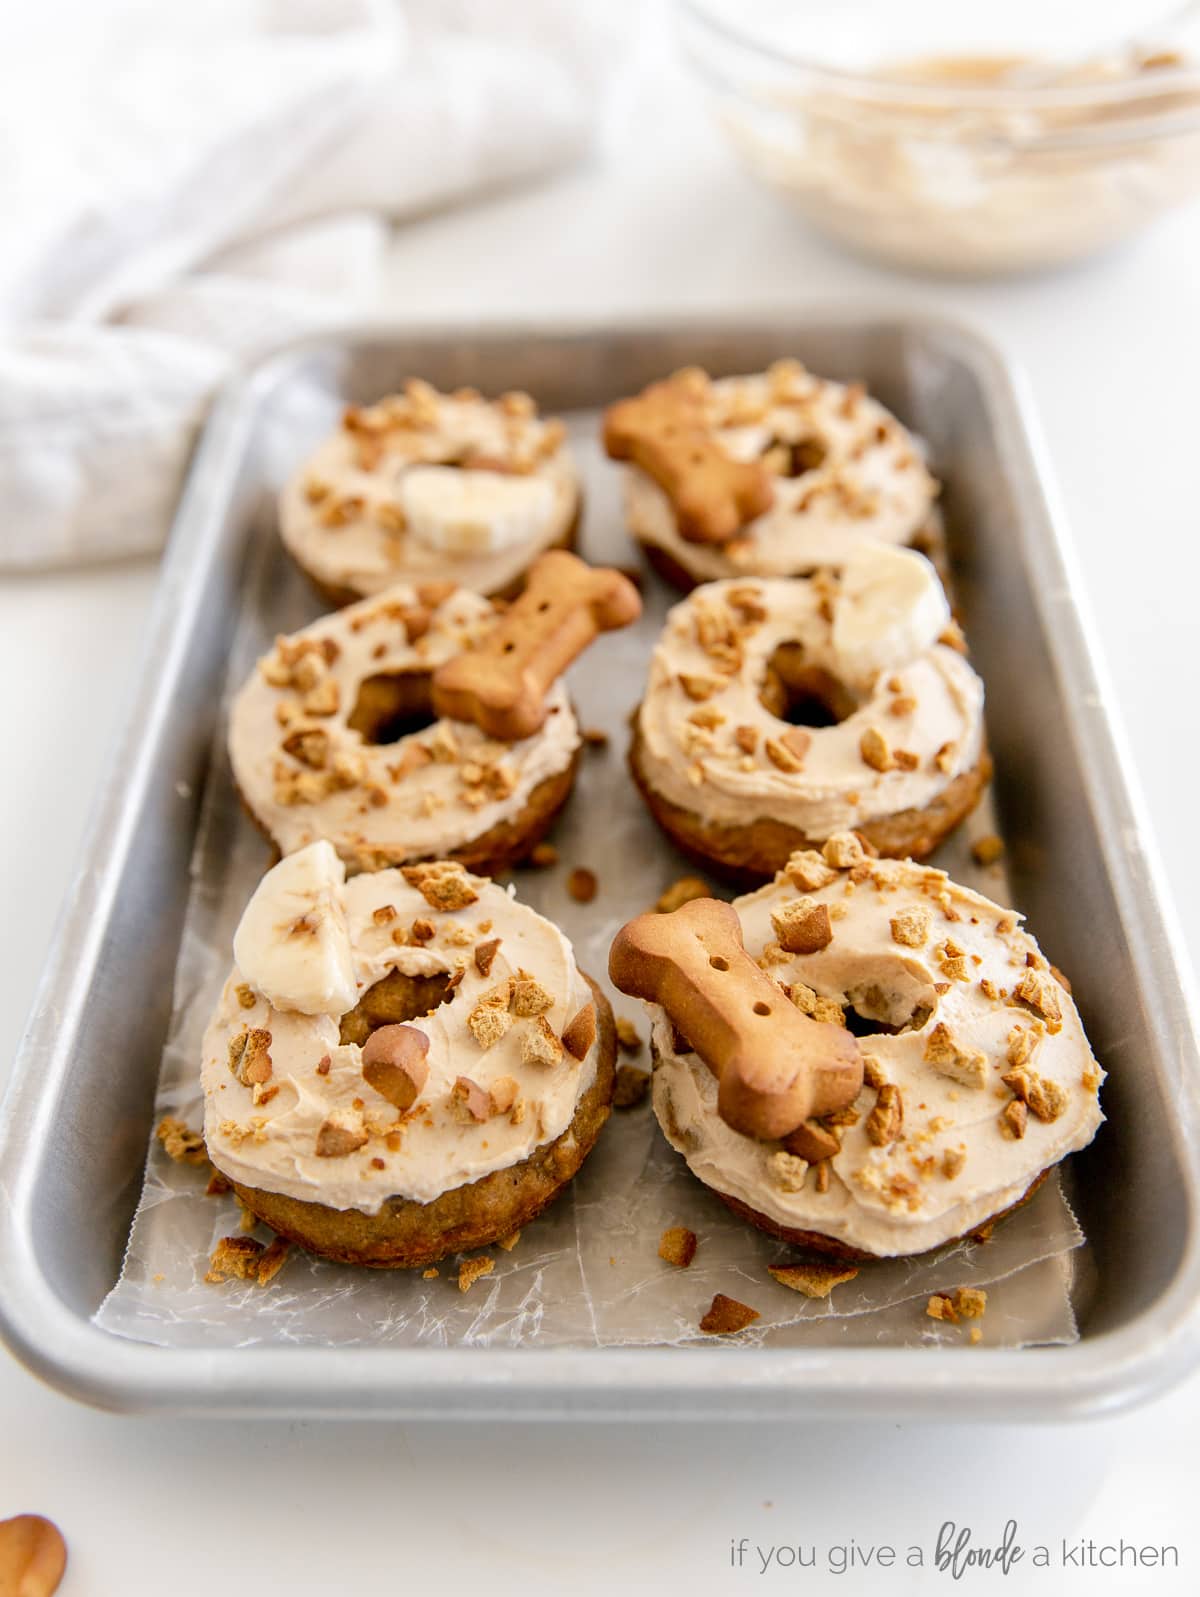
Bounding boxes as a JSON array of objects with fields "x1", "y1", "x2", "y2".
[
  {"x1": 510, "y1": 977, "x2": 554, "y2": 1018},
  {"x1": 658, "y1": 1226, "x2": 698, "y2": 1268},
  {"x1": 458, "y1": 1256, "x2": 495, "y2": 1293},
  {"x1": 561, "y1": 1001, "x2": 597, "y2": 1061},
  {"x1": 613, "y1": 1065, "x2": 650, "y2": 1109},
  {"x1": 1000, "y1": 1098, "x2": 1028, "y2": 1139},
  {"x1": 655, "y1": 876, "x2": 710, "y2": 914},
  {"x1": 890, "y1": 903, "x2": 931, "y2": 947},
  {"x1": 822, "y1": 832, "x2": 865, "y2": 869},
  {"x1": 1011, "y1": 968, "x2": 1063, "y2": 1031},
  {"x1": 468, "y1": 982, "x2": 514, "y2": 1050},
  {"x1": 156, "y1": 1116, "x2": 208, "y2": 1166},
  {"x1": 942, "y1": 1147, "x2": 966, "y2": 1180},
  {"x1": 489, "y1": 1076, "x2": 519, "y2": 1116},
  {"x1": 859, "y1": 725, "x2": 893, "y2": 772},
  {"x1": 679, "y1": 673, "x2": 719, "y2": 702},
  {"x1": 1001, "y1": 1066, "x2": 1068, "y2": 1123},
  {"x1": 234, "y1": 982, "x2": 257, "y2": 1010},
  {"x1": 205, "y1": 1235, "x2": 265, "y2": 1285},
  {"x1": 450, "y1": 1075, "x2": 493, "y2": 1123},
  {"x1": 866, "y1": 1082, "x2": 904, "y2": 1147},
  {"x1": 765, "y1": 735, "x2": 805, "y2": 773},
  {"x1": 422, "y1": 1267, "x2": 439, "y2": 1279},
  {"x1": 971, "y1": 833, "x2": 1005, "y2": 866},
  {"x1": 954, "y1": 1287, "x2": 988, "y2": 1320},
  {"x1": 473, "y1": 937, "x2": 501, "y2": 976},
  {"x1": 228, "y1": 1027, "x2": 273, "y2": 1087},
  {"x1": 315, "y1": 1109, "x2": 369, "y2": 1158},
  {"x1": 528, "y1": 841, "x2": 558, "y2": 868},
  {"x1": 933, "y1": 741, "x2": 958, "y2": 774},
  {"x1": 615, "y1": 1017, "x2": 642, "y2": 1055},
  {"x1": 786, "y1": 982, "x2": 846, "y2": 1027},
  {"x1": 771, "y1": 896, "x2": 833, "y2": 954},
  {"x1": 766, "y1": 1149, "x2": 808, "y2": 1193},
  {"x1": 926, "y1": 1293, "x2": 958, "y2": 1323},
  {"x1": 699, "y1": 1294, "x2": 760, "y2": 1335},
  {"x1": 496, "y1": 1231, "x2": 521, "y2": 1252},
  {"x1": 567, "y1": 867, "x2": 597, "y2": 903},
  {"x1": 402, "y1": 860, "x2": 478, "y2": 911},
  {"x1": 256, "y1": 1236, "x2": 291, "y2": 1286},
  {"x1": 768, "y1": 1261, "x2": 859, "y2": 1299},
  {"x1": 734, "y1": 724, "x2": 758, "y2": 754},
  {"x1": 923, "y1": 1022, "x2": 988, "y2": 1090},
  {"x1": 785, "y1": 849, "x2": 838, "y2": 891},
  {"x1": 521, "y1": 1015, "x2": 564, "y2": 1067}
]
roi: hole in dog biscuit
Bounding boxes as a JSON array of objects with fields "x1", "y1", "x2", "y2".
[
  {"x1": 759, "y1": 645, "x2": 857, "y2": 730},
  {"x1": 347, "y1": 672, "x2": 435, "y2": 746},
  {"x1": 710, "y1": 954, "x2": 730, "y2": 971},
  {"x1": 753, "y1": 1000, "x2": 771, "y2": 1016},
  {"x1": 339, "y1": 968, "x2": 454, "y2": 1046}
]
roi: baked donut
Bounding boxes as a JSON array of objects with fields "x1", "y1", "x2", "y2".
[
  {"x1": 629, "y1": 544, "x2": 989, "y2": 881},
  {"x1": 202, "y1": 843, "x2": 616, "y2": 1268},
  {"x1": 611, "y1": 836, "x2": 1104, "y2": 1261},
  {"x1": 280, "y1": 382, "x2": 580, "y2": 605},
  {"x1": 231, "y1": 552, "x2": 640, "y2": 876},
  {"x1": 603, "y1": 361, "x2": 939, "y2": 592}
]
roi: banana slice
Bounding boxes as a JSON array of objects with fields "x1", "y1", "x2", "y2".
[
  {"x1": 233, "y1": 841, "x2": 357, "y2": 1016},
  {"x1": 400, "y1": 465, "x2": 556, "y2": 555},
  {"x1": 831, "y1": 543, "x2": 950, "y2": 689}
]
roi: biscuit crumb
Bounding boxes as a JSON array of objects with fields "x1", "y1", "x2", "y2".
[
  {"x1": 561, "y1": 1001, "x2": 597, "y2": 1061},
  {"x1": 458, "y1": 1256, "x2": 495, "y2": 1293},
  {"x1": 520, "y1": 1015, "x2": 564, "y2": 1067},
  {"x1": 474, "y1": 937, "x2": 501, "y2": 976},
  {"x1": 615, "y1": 1017, "x2": 642, "y2": 1055},
  {"x1": 567, "y1": 867, "x2": 598, "y2": 903},
  {"x1": 699, "y1": 1294, "x2": 760, "y2": 1335},
  {"x1": 401, "y1": 861, "x2": 478, "y2": 911},
  {"x1": 942, "y1": 1147, "x2": 966, "y2": 1179},
  {"x1": 658, "y1": 1226, "x2": 698, "y2": 1268},
  {"x1": 156, "y1": 1116, "x2": 208, "y2": 1166},
  {"x1": 655, "y1": 875, "x2": 711, "y2": 913},
  {"x1": 923, "y1": 1022, "x2": 988, "y2": 1090},
  {"x1": 771, "y1": 896, "x2": 833, "y2": 954},
  {"x1": 859, "y1": 725, "x2": 893, "y2": 772},
  {"x1": 422, "y1": 1267, "x2": 439, "y2": 1279},
  {"x1": 785, "y1": 849, "x2": 838, "y2": 891},
  {"x1": 767, "y1": 1261, "x2": 859, "y2": 1299},
  {"x1": 234, "y1": 982, "x2": 258, "y2": 1009},
  {"x1": 865, "y1": 1082, "x2": 904, "y2": 1147},
  {"x1": 528, "y1": 841, "x2": 559, "y2": 868},
  {"x1": 613, "y1": 1065, "x2": 650, "y2": 1108},
  {"x1": 510, "y1": 977, "x2": 554, "y2": 1017},
  {"x1": 890, "y1": 904, "x2": 931, "y2": 947},
  {"x1": 822, "y1": 832, "x2": 865, "y2": 869},
  {"x1": 496, "y1": 1231, "x2": 521, "y2": 1253},
  {"x1": 766, "y1": 1150, "x2": 808, "y2": 1193},
  {"x1": 971, "y1": 833, "x2": 1005, "y2": 866}
]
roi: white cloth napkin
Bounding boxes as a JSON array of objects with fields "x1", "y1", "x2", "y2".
[{"x1": 0, "y1": 0, "x2": 630, "y2": 569}]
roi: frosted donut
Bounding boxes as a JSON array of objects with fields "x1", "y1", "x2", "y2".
[
  {"x1": 629, "y1": 544, "x2": 989, "y2": 880},
  {"x1": 280, "y1": 382, "x2": 580, "y2": 605},
  {"x1": 645, "y1": 837, "x2": 1104, "y2": 1260},
  {"x1": 607, "y1": 362, "x2": 939, "y2": 591},
  {"x1": 230, "y1": 581, "x2": 580, "y2": 876},
  {"x1": 202, "y1": 844, "x2": 616, "y2": 1268}
]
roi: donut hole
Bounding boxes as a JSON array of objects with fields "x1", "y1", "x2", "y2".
[
  {"x1": 841, "y1": 978, "x2": 936, "y2": 1038},
  {"x1": 338, "y1": 967, "x2": 454, "y2": 1047},
  {"x1": 759, "y1": 644, "x2": 857, "y2": 729},
  {"x1": 761, "y1": 435, "x2": 827, "y2": 477},
  {"x1": 347, "y1": 671, "x2": 435, "y2": 745}
]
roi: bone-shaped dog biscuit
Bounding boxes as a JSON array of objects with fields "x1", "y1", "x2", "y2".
[
  {"x1": 603, "y1": 371, "x2": 775, "y2": 545},
  {"x1": 609, "y1": 898, "x2": 862, "y2": 1141},
  {"x1": 431, "y1": 549, "x2": 642, "y2": 740}
]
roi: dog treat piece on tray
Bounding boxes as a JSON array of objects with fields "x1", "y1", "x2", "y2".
[
  {"x1": 628, "y1": 543, "x2": 989, "y2": 882},
  {"x1": 609, "y1": 897, "x2": 862, "y2": 1141},
  {"x1": 279, "y1": 381, "x2": 581, "y2": 605},
  {"x1": 202, "y1": 843, "x2": 617, "y2": 1268},
  {"x1": 623, "y1": 836, "x2": 1106, "y2": 1261},
  {"x1": 229, "y1": 552, "x2": 639, "y2": 875},
  {"x1": 604, "y1": 360, "x2": 940, "y2": 590},
  {"x1": 432, "y1": 549, "x2": 641, "y2": 740}
]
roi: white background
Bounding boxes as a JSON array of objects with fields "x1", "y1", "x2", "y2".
[{"x1": 2, "y1": 37, "x2": 1200, "y2": 1597}]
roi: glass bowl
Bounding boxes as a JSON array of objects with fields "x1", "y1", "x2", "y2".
[{"x1": 679, "y1": 0, "x2": 1200, "y2": 274}]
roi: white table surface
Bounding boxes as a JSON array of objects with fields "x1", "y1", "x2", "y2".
[{"x1": 2, "y1": 51, "x2": 1199, "y2": 1597}]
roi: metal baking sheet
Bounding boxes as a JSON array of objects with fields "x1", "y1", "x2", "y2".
[{"x1": 2, "y1": 314, "x2": 1198, "y2": 1419}]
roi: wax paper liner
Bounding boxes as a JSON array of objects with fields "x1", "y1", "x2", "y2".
[{"x1": 96, "y1": 396, "x2": 1090, "y2": 1353}]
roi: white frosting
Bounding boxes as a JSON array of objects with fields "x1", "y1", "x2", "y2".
[
  {"x1": 203, "y1": 860, "x2": 600, "y2": 1212},
  {"x1": 635, "y1": 564, "x2": 984, "y2": 840},
  {"x1": 230, "y1": 582, "x2": 580, "y2": 872},
  {"x1": 280, "y1": 385, "x2": 579, "y2": 598},
  {"x1": 623, "y1": 365, "x2": 938, "y2": 582},
  {"x1": 650, "y1": 851, "x2": 1104, "y2": 1257}
]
